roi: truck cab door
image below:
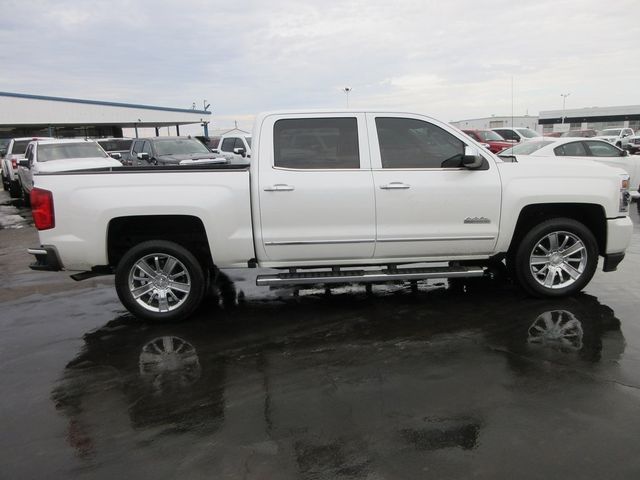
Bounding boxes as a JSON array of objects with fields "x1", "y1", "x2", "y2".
[
  {"x1": 255, "y1": 113, "x2": 376, "y2": 264},
  {"x1": 367, "y1": 114, "x2": 501, "y2": 260}
]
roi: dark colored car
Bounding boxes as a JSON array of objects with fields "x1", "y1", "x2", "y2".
[
  {"x1": 462, "y1": 129, "x2": 513, "y2": 154},
  {"x1": 129, "y1": 137, "x2": 226, "y2": 166}
]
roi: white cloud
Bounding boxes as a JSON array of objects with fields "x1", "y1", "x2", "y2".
[{"x1": 0, "y1": 0, "x2": 638, "y2": 129}]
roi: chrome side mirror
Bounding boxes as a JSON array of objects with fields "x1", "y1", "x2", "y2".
[
  {"x1": 110, "y1": 152, "x2": 122, "y2": 160},
  {"x1": 137, "y1": 152, "x2": 150, "y2": 162},
  {"x1": 233, "y1": 147, "x2": 246, "y2": 158},
  {"x1": 462, "y1": 146, "x2": 484, "y2": 169}
]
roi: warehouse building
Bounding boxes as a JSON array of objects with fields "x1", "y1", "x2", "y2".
[
  {"x1": 450, "y1": 115, "x2": 540, "y2": 132},
  {"x1": 0, "y1": 91, "x2": 211, "y2": 139},
  {"x1": 538, "y1": 105, "x2": 640, "y2": 135}
]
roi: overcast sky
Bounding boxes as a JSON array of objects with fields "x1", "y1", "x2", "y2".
[{"x1": 1, "y1": 0, "x2": 638, "y2": 131}]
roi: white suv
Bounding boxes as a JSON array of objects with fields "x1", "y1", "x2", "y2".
[
  {"x1": 491, "y1": 127, "x2": 541, "y2": 143},
  {"x1": 1, "y1": 137, "x2": 53, "y2": 197}
]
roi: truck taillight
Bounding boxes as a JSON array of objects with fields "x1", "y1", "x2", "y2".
[{"x1": 31, "y1": 188, "x2": 55, "y2": 230}]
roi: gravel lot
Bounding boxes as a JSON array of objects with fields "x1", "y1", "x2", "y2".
[{"x1": 1, "y1": 189, "x2": 640, "y2": 479}]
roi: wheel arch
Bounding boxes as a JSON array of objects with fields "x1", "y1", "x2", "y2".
[
  {"x1": 107, "y1": 215, "x2": 214, "y2": 269},
  {"x1": 507, "y1": 203, "x2": 607, "y2": 257}
]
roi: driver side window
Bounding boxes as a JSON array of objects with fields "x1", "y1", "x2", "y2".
[{"x1": 375, "y1": 117, "x2": 464, "y2": 169}]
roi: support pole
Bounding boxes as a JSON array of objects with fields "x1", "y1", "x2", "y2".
[
  {"x1": 134, "y1": 124, "x2": 139, "y2": 138},
  {"x1": 176, "y1": 124, "x2": 180, "y2": 136},
  {"x1": 47, "y1": 125, "x2": 53, "y2": 137},
  {"x1": 155, "y1": 127, "x2": 160, "y2": 137},
  {"x1": 203, "y1": 122, "x2": 209, "y2": 137}
]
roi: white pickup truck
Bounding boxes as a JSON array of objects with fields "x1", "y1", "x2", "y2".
[{"x1": 27, "y1": 110, "x2": 633, "y2": 322}]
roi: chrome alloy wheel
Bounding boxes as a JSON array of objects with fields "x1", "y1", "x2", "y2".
[
  {"x1": 529, "y1": 231, "x2": 587, "y2": 289},
  {"x1": 128, "y1": 253, "x2": 192, "y2": 312}
]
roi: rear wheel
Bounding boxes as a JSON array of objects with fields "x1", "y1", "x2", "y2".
[
  {"x1": 2, "y1": 172, "x2": 8, "y2": 191},
  {"x1": 514, "y1": 218, "x2": 598, "y2": 297},
  {"x1": 115, "y1": 240, "x2": 206, "y2": 322}
]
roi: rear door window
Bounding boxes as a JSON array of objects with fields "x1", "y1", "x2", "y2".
[
  {"x1": 274, "y1": 117, "x2": 360, "y2": 169},
  {"x1": 554, "y1": 142, "x2": 588, "y2": 156}
]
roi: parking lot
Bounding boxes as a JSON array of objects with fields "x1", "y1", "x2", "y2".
[{"x1": 1, "y1": 189, "x2": 640, "y2": 478}]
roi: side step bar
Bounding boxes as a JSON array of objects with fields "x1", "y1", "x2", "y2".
[{"x1": 256, "y1": 266, "x2": 485, "y2": 287}]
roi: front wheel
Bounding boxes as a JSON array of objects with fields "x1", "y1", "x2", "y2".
[
  {"x1": 513, "y1": 218, "x2": 598, "y2": 297},
  {"x1": 115, "y1": 240, "x2": 206, "y2": 322}
]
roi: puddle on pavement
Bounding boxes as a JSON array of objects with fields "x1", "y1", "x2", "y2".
[{"x1": 0, "y1": 195, "x2": 32, "y2": 229}]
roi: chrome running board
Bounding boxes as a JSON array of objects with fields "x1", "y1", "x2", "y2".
[{"x1": 256, "y1": 266, "x2": 485, "y2": 287}]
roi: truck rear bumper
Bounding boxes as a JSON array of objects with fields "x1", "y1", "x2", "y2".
[{"x1": 27, "y1": 246, "x2": 63, "y2": 271}]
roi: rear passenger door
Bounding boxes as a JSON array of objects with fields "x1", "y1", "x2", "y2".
[
  {"x1": 256, "y1": 114, "x2": 376, "y2": 263},
  {"x1": 368, "y1": 114, "x2": 501, "y2": 260}
]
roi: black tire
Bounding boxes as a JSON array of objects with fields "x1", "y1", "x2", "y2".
[
  {"x1": 514, "y1": 217, "x2": 598, "y2": 297},
  {"x1": 2, "y1": 172, "x2": 8, "y2": 191},
  {"x1": 21, "y1": 185, "x2": 31, "y2": 207},
  {"x1": 115, "y1": 240, "x2": 206, "y2": 322},
  {"x1": 9, "y1": 179, "x2": 21, "y2": 198}
]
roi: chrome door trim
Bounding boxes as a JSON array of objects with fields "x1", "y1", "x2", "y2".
[
  {"x1": 377, "y1": 236, "x2": 495, "y2": 242},
  {"x1": 265, "y1": 239, "x2": 375, "y2": 246}
]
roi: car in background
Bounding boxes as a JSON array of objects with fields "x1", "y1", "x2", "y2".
[
  {"x1": 212, "y1": 133, "x2": 252, "y2": 162},
  {"x1": 1, "y1": 137, "x2": 54, "y2": 198},
  {"x1": 594, "y1": 127, "x2": 634, "y2": 149},
  {"x1": 462, "y1": 129, "x2": 513, "y2": 154},
  {"x1": 96, "y1": 138, "x2": 133, "y2": 165},
  {"x1": 560, "y1": 129, "x2": 597, "y2": 138},
  {"x1": 128, "y1": 137, "x2": 232, "y2": 166},
  {"x1": 499, "y1": 138, "x2": 640, "y2": 199},
  {"x1": 625, "y1": 133, "x2": 640, "y2": 154},
  {"x1": 491, "y1": 127, "x2": 541, "y2": 143},
  {"x1": 17, "y1": 139, "x2": 122, "y2": 205}
]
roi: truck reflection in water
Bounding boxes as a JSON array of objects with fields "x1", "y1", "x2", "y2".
[{"x1": 51, "y1": 278, "x2": 625, "y2": 476}]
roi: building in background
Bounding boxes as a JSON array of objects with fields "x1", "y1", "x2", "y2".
[
  {"x1": 450, "y1": 115, "x2": 540, "y2": 132},
  {"x1": 538, "y1": 105, "x2": 640, "y2": 134},
  {"x1": 0, "y1": 91, "x2": 211, "y2": 139}
]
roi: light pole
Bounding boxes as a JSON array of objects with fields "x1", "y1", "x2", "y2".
[
  {"x1": 560, "y1": 93, "x2": 571, "y2": 124},
  {"x1": 343, "y1": 87, "x2": 352, "y2": 108}
]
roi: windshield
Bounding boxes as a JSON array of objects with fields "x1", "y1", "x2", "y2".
[
  {"x1": 516, "y1": 129, "x2": 541, "y2": 138},
  {"x1": 476, "y1": 130, "x2": 505, "y2": 142},
  {"x1": 97, "y1": 139, "x2": 133, "y2": 152},
  {"x1": 154, "y1": 138, "x2": 210, "y2": 156},
  {"x1": 245, "y1": 136, "x2": 252, "y2": 148},
  {"x1": 599, "y1": 129, "x2": 621, "y2": 136},
  {"x1": 499, "y1": 140, "x2": 554, "y2": 156},
  {"x1": 38, "y1": 142, "x2": 108, "y2": 162}
]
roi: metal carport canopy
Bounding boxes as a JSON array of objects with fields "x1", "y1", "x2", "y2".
[{"x1": 0, "y1": 91, "x2": 211, "y2": 128}]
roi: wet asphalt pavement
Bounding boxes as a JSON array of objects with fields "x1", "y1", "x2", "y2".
[{"x1": 2, "y1": 190, "x2": 640, "y2": 479}]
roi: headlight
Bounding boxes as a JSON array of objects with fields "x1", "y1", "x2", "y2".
[{"x1": 620, "y1": 174, "x2": 631, "y2": 213}]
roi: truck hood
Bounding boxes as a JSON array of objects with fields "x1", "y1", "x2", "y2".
[{"x1": 37, "y1": 157, "x2": 122, "y2": 172}]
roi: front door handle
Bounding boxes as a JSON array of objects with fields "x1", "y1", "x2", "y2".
[
  {"x1": 264, "y1": 184, "x2": 295, "y2": 192},
  {"x1": 380, "y1": 182, "x2": 411, "y2": 190}
]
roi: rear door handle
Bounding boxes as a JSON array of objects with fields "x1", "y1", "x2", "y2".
[
  {"x1": 380, "y1": 182, "x2": 411, "y2": 190},
  {"x1": 264, "y1": 184, "x2": 295, "y2": 192}
]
